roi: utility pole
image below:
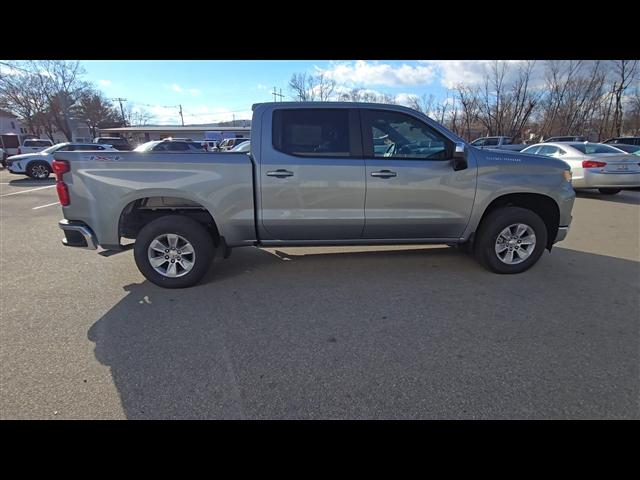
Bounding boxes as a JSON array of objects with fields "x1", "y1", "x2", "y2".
[
  {"x1": 232, "y1": 114, "x2": 235, "y2": 127},
  {"x1": 272, "y1": 87, "x2": 284, "y2": 102},
  {"x1": 113, "y1": 98, "x2": 127, "y2": 124},
  {"x1": 178, "y1": 104, "x2": 184, "y2": 126}
]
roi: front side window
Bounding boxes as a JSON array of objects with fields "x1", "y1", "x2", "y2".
[
  {"x1": 273, "y1": 109, "x2": 350, "y2": 157},
  {"x1": 362, "y1": 110, "x2": 450, "y2": 160},
  {"x1": 483, "y1": 138, "x2": 499, "y2": 146}
]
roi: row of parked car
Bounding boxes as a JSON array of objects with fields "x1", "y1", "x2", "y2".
[{"x1": 1, "y1": 136, "x2": 252, "y2": 179}]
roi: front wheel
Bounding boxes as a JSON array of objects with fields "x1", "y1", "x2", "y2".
[
  {"x1": 598, "y1": 188, "x2": 621, "y2": 195},
  {"x1": 27, "y1": 161, "x2": 51, "y2": 179},
  {"x1": 133, "y1": 215, "x2": 215, "y2": 288},
  {"x1": 474, "y1": 207, "x2": 548, "y2": 274}
]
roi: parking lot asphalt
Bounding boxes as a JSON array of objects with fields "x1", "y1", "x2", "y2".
[{"x1": 0, "y1": 167, "x2": 638, "y2": 419}]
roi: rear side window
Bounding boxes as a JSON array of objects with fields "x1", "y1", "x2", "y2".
[
  {"x1": 537, "y1": 145, "x2": 558, "y2": 156},
  {"x1": 571, "y1": 143, "x2": 622, "y2": 154},
  {"x1": 484, "y1": 138, "x2": 499, "y2": 146},
  {"x1": 273, "y1": 109, "x2": 351, "y2": 157},
  {"x1": 522, "y1": 145, "x2": 541, "y2": 155}
]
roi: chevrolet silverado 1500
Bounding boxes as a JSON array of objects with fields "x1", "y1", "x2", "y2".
[{"x1": 55, "y1": 102, "x2": 575, "y2": 288}]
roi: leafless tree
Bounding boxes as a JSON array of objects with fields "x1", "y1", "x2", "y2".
[
  {"x1": 610, "y1": 60, "x2": 639, "y2": 136},
  {"x1": 123, "y1": 105, "x2": 154, "y2": 126},
  {"x1": 407, "y1": 93, "x2": 435, "y2": 116},
  {"x1": 74, "y1": 89, "x2": 120, "y2": 138}
]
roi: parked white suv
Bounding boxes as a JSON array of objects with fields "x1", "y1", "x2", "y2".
[{"x1": 6, "y1": 142, "x2": 117, "y2": 179}]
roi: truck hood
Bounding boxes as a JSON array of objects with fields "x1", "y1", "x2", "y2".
[{"x1": 472, "y1": 147, "x2": 570, "y2": 172}]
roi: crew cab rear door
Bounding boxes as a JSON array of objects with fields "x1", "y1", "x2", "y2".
[
  {"x1": 259, "y1": 107, "x2": 365, "y2": 240},
  {"x1": 360, "y1": 108, "x2": 476, "y2": 239}
]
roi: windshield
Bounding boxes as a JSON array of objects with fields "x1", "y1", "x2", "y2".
[
  {"x1": 570, "y1": 143, "x2": 625, "y2": 155},
  {"x1": 231, "y1": 141, "x2": 250, "y2": 151},
  {"x1": 133, "y1": 141, "x2": 161, "y2": 152},
  {"x1": 41, "y1": 143, "x2": 66, "y2": 154}
]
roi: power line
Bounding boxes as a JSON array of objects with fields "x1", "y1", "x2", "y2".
[
  {"x1": 111, "y1": 98, "x2": 127, "y2": 123},
  {"x1": 272, "y1": 87, "x2": 284, "y2": 102}
]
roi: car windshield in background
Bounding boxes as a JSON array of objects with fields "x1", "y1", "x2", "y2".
[
  {"x1": 133, "y1": 141, "x2": 161, "y2": 152},
  {"x1": 24, "y1": 140, "x2": 52, "y2": 147},
  {"x1": 570, "y1": 143, "x2": 624, "y2": 155},
  {"x1": 611, "y1": 144, "x2": 640, "y2": 153},
  {"x1": 40, "y1": 144, "x2": 66, "y2": 154}
]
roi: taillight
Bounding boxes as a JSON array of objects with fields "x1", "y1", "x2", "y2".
[
  {"x1": 52, "y1": 159, "x2": 70, "y2": 180},
  {"x1": 582, "y1": 160, "x2": 607, "y2": 168},
  {"x1": 56, "y1": 181, "x2": 70, "y2": 206},
  {"x1": 52, "y1": 159, "x2": 71, "y2": 206}
]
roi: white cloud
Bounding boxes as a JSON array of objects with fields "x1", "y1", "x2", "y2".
[
  {"x1": 99, "y1": 79, "x2": 112, "y2": 87},
  {"x1": 188, "y1": 88, "x2": 201, "y2": 96},
  {"x1": 171, "y1": 83, "x2": 183, "y2": 93},
  {"x1": 421, "y1": 60, "x2": 550, "y2": 89},
  {"x1": 257, "y1": 83, "x2": 269, "y2": 90},
  {"x1": 319, "y1": 60, "x2": 436, "y2": 87}
]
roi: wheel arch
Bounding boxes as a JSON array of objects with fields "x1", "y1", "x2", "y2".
[
  {"x1": 475, "y1": 193, "x2": 560, "y2": 250},
  {"x1": 118, "y1": 194, "x2": 221, "y2": 247}
]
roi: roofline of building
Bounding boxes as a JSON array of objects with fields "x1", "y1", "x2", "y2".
[{"x1": 100, "y1": 126, "x2": 251, "y2": 132}]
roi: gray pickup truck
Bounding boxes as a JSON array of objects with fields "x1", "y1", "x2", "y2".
[
  {"x1": 470, "y1": 136, "x2": 527, "y2": 152},
  {"x1": 54, "y1": 102, "x2": 575, "y2": 288}
]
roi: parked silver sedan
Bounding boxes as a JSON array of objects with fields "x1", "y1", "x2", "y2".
[{"x1": 520, "y1": 142, "x2": 640, "y2": 194}]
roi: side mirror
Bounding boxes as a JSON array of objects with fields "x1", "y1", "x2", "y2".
[{"x1": 452, "y1": 142, "x2": 468, "y2": 171}]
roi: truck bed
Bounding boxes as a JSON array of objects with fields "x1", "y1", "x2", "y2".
[{"x1": 53, "y1": 151, "x2": 257, "y2": 249}]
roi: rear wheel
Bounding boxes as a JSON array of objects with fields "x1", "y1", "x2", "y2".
[
  {"x1": 474, "y1": 207, "x2": 548, "y2": 274},
  {"x1": 598, "y1": 188, "x2": 621, "y2": 195},
  {"x1": 27, "y1": 161, "x2": 51, "y2": 180},
  {"x1": 133, "y1": 215, "x2": 215, "y2": 288}
]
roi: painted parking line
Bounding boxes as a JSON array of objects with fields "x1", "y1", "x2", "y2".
[
  {"x1": 32, "y1": 201, "x2": 60, "y2": 210},
  {"x1": 0, "y1": 185, "x2": 56, "y2": 197}
]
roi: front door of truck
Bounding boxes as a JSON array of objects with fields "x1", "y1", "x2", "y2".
[
  {"x1": 259, "y1": 108, "x2": 365, "y2": 240},
  {"x1": 360, "y1": 109, "x2": 476, "y2": 239}
]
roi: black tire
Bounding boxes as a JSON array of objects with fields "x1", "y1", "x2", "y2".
[
  {"x1": 133, "y1": 215, "x2": 215, "y2": 288},
  {"x1": 26, "y1": 161, "x2": 51, "y2": 180},
  {"x1": 598, "y1": 188, "x2": 621, "y2": 195},
  {"x1": 474, "y1": 207, "x2": 548, "y2": 274}
]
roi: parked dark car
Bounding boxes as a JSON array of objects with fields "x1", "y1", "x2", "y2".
[
  {"x1": 608, "y1": 143, "x2": 640, "y2": 154},
  {"x1": 603, "y1": 137, "x2": 640, "y2": 146},
  {"x1": 133, "y1": 140, "x2": 205, "y2": 152},
  {"x1": 94, "y1": 137, "x2": 132, "y2": 151}
]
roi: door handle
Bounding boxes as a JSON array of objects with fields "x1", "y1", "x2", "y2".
[
  {"x1": 266, "y1": 169, "x2": 294, "y2": 178},
  {"x1": 370, "y1": 170, "x2": 397, "y2": 178}
]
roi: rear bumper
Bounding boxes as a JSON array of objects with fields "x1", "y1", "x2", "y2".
[
  {"x1": 573, "y1": 170, "x2": 640, "y2": 188},
  {"x1": 59, "y1": 219, "x2": 98, "y2": 250}
]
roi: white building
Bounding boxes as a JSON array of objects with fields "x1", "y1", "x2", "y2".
[
  {"x1": 98, "y1": 125, "x2": 251, "y2": 146},
  {"x1": 0, "y1": 109, "x2": 27, "y2": 137}
]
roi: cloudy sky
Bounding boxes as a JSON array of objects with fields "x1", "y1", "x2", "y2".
[{"x1": 81, "y1": 60, "x2": 551, "y2": 125}]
